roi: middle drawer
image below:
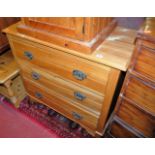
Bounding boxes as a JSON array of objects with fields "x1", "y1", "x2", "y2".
[
  {"x1": 20, "y1": 62, "x2": 104, "y2": 114},
  {"x1": 11, "y1": 38, "x2": 111, "y2": 94}
]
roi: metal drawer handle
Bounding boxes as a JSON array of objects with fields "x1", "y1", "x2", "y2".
[
  {"x1": 31, "y1": 72, "x2": 40, "y2": 80},
  {"x1": 24, "y1": 51, "x2": 33, "y2": 60},
  {"x1": 72, "y1": 112, "x2": 83, "y2": 120},
  {"x1": 72, "y1": 70, "x2": 87, "y2": 80},
  {"x1": 35, "y1": 92, "x2": 43, "y2": 99},
  {"x1": 74, "y1": 92, "x2": 86, "y2": 101}
]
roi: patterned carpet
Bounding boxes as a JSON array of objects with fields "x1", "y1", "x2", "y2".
[{"x1": 0, "y1": 95, "x2": 92, "y2": 138}]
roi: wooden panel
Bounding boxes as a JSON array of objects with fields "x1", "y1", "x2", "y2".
[
  {"x1": 4, "y1": 24, "x2": 136, "y2": 71},
  {"x1": 22, "y1": 17, "x2": 85, "y2": 41},
  {"x1": 96, "y1": 68, "x2": 121, "y2": 135},
  {"x1": 21, "y1": 17, "x2": 115, "y2": 42},
  {"x1": 10, "y1": 38, "x2": 111, "y2": 94},
  {"x1": 0, "y1": 76, "x2": 25, "y2": 97},
  {"x1": 0, "y1": 50, "x2": 20, "y2": 84},
  {"x1": 141, "y1": 40, "x2": 155, "y2": 49},
  {"x1": 0, "y1": 75, "x2": 26, "y2": 107},
  {"x1": 20, "y1": 62, "x2": 104, "y2": 114},
  {"x1": 132, "y1": 45, "x2": 155, "y2": 82},
  {"x1": 104, "y1": 18, "x2": 155, "y2": 138},
  {"x1": 17, "y1": 19, "x2": 117, "y2": 54},
  {"x1": 0, "y1": 17, "x2": 20, "y2": 53},
  {"x1": 10, "y1": 76, "x2": 26, "y2": 98},
  {"x1": 137, "y1": 17, "x2": 155, "y2": 43},
  {"x1": 109, "y1": 119, "x2": 139, "y2": 138},
  {"x1": 124, "y1": 75, "x2": 155, "y2": 115},
  {"x1": 23, "y1": 78, "x2": 99, "y2": 131},
  {"x1": 117, "y1": 100, "x2": 155, "y2": 137}
]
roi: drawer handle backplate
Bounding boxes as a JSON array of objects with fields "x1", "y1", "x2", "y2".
[
  {"x1": 74, "y1": 92, "x2": 86, "y2": 101},
  {"x1": 24, "y1": 51, "x2": 33, "y2": 60},
  {"x1": 72, "y1": 112, "x2": 83, "y2": 120},
  {"x1": 31, "y1": 72, "x2": 40, "y2": 80},
  {"x1": 35, "y1": 92, "x2": 43, "y2": 99},
  {"x1": 72, "y1": 70, "x2": 87, "y2": 80}
]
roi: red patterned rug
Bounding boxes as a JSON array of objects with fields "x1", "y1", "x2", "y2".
[{"x1": 0, "y1": 95, "x2": 92, "y2": 138}]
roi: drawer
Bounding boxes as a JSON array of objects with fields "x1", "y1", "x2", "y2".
[
  {"x1": 132, "y1": 45, "x2": 155, "y2": 82},
  {"x1": 20, "y1": 63, "x2": 103, "y2": 114},
  {"x1": 141, "y1": 40, "x2": 155, "y2": 50},
  {"x1": 124, "y1": 75, "x2": 155, "y2": 115},
  {"x1": 23, "y1": 78, "x2": 99, "y2": 130},
  {"x1": 11, "y1": 38, "x2": 111, "y2": 94},
  {"x1": 108, "y1": 119, "x2": 139, "y2": 138},
  {"x1": 117, "y1": 100, "x2": 155, "y2": 137}
]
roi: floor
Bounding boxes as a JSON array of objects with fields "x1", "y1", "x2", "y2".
[
  {"x1": 0, "y1": 96, "x2": 92, "y2": 138},
  {"x1": 0, "y1": 98, "x2": 59, "y2": 138}
]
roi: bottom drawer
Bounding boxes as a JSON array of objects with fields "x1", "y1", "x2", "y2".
[
  {"x1": 108, "y1": 118, "x2": 140, "y2": 138},
  {"x1": 23, "y1": 78, "x2": 99, "y2": 131},
  {"x1": 117, "y1": 100, "x2": 155, "y2": 137}
]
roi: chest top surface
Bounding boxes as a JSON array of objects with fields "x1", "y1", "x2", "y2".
[{"x1": 3, "y1": 22, "x2": 137, "y2": 71}]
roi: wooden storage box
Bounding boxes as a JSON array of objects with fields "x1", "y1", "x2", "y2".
[
  {"x1": 17, "y1": 17, "x2": 117, "y2": 54},
  {"x1": 0, "y1": 75, "x2": 26, "y2": 107},
  {"x1": 0, "y1": 51, "x2": 26, "y2": 107}
]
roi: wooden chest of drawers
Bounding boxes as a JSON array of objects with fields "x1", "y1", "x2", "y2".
[
  {"x1": 4, "y1": 21, "x2": 136, "y2": 136},
  {"x1": 104, "y1": 18, "x2": 155, "y2": 138}
]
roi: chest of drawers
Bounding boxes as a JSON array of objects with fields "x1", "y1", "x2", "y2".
[
  {"x1": 4, "y1": 21, "x2": 136, "y2": 137},
  {"x1": 104, "y1": 18, "x2": 155, "y2": 138}
]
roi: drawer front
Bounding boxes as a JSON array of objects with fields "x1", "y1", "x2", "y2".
[
  {"x1": 124, "y1": 75, "x2": 155, "y2": 114},
  {"x1": 133, "y1": 45, "x2": 155, "y2": 82},
  {"x1": 109, "y1": 119, "x2": 139, "y2": 138},
  {"x1": 20, "y1": 63, "x2": 103, "y2": 114},
  {"x1": 141, "y1": 40, "x2": 155, "y2": 50},
  {"x1": 23, "y1": 78, "x2": 99, "y2": 130},
  {"x1": 11, "y1": 38, "x2": 111, "y2": 94},
  {"x1": 117, "y1": 100, "x2": 155, "y2": 137}
]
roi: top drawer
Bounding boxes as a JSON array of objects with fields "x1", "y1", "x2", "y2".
[
  {"x1": 10, "y1": 38, "x2": 111, "y2": 94},
  {"x1": 131, "y1": 44, "x2": 155, "y2": 82}
]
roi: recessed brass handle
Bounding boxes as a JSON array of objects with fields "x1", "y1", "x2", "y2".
[
  {"x1": 72, "y1": 112, "x2": 83, "y2": 120},
  {"x1": 35, "y1": 92, "x2": 43, "y2": 99},
  {"x1": 74, "y1": 92, "x2": 86, "y2": 101},
  {"x1": 31, "y1": 72, "x2": 40, "y2": 80},
  {"x1": 24, "y1": 51, "x2": 33, "y2": 60},
  {"x1": 72, "y1": 70, "x2": 87, "y2": 80}
]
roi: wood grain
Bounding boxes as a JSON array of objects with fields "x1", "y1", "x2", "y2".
[
  {"x1": 4, "y1": 23, "x2": 136, "y2": 71},
  {"x1": 124, "y1": 75, "x2": 155, "y2": 115},
  {"x1": 9, "y1": 37, "x2": 111, "y2": 94},
  {"x1": 0, "y1": 17, "x2": 20, "y2": 53},
  {"x1": 0, "y1": 50, "x2": 19, "y2": 84},
  {"x1": 4, "y1": 21, "x2": 137, "y2": 137},
  {"x1": 23, "y1": 78, "x2": 99, "y2": 131},
  {"x1": 117, "y1": 100, "x2": 155, "y2": 138},
  {"x1": 104, "y1": 18, "x2": 155, "y2": 138},
  {"x1": 19, "y1": 62, "x2": 104, "y2": 114}
]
